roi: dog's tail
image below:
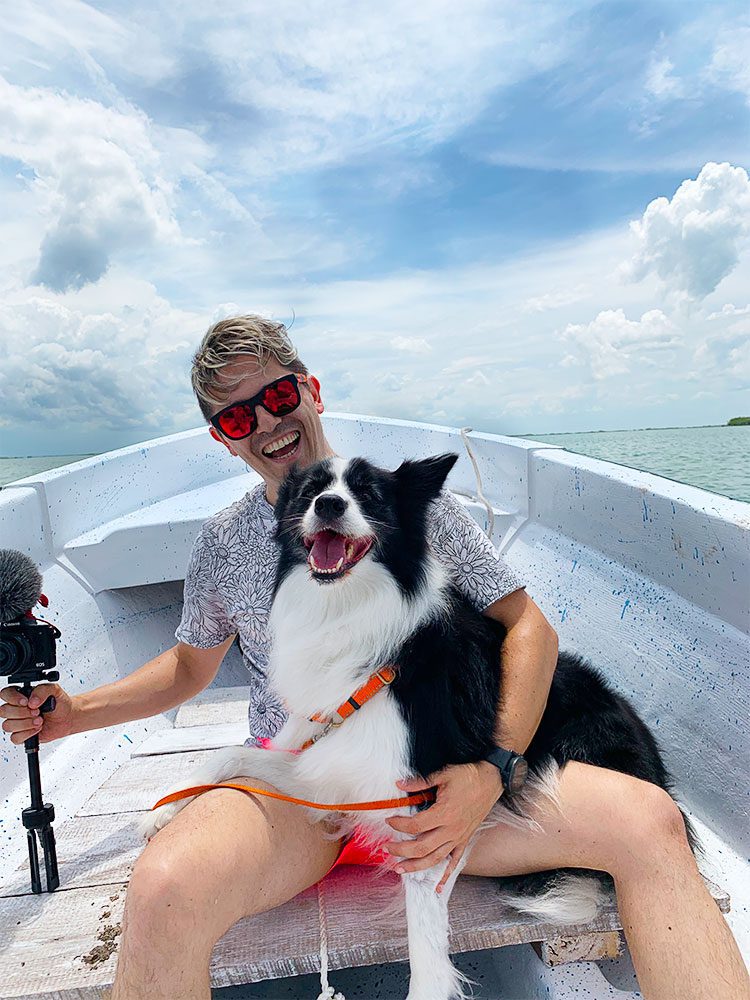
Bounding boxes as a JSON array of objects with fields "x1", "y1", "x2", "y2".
[
  {"x1": 497, "y1": 803, "x2": 701, "y2": 926},
  {"x1": 497, "y1": 869, "x2": 611, "y2": 925}
]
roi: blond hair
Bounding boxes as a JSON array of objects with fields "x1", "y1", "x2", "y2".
[{"x1": 191, "y1": 314, "x2": 307, "y2": 420}]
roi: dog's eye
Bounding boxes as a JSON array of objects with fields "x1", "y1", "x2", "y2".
[{"x1": 355, "y1": 481, "x2": 378, "y2": 502}]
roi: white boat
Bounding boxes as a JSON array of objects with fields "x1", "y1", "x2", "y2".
[{"x1": 1, "y1": 414, "x2": 747, "y2": 999}]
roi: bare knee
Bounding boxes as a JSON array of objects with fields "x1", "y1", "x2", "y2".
[
  {"x1": 124, "y1": 845, "x2": 225, "y2": 950},
  {"x1": 604, "y1": 780, "x2": 693, "y2": 878}
]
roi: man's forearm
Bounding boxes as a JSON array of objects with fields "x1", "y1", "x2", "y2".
[
  {"x1": 69, "y1": 646, "x2": 206, "y2": 735},
  {"x1": 492, "y1": 615, "x2": 558, "y2": 753}
]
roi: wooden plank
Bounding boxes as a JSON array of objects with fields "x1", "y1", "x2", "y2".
[
  {"x1": 0, "y1": 837, "x2": 732, "y2": 999},
  {"x1": 0, "y1": 882, "x2": 127, "y2": 999},
  {"x1": 0, "y1": 870, "x2": 622, "y2": 999},
  {"x1": 76, "y1": 750, "x2": 217, "y2": 815},
  {"x1": 534, "y1": 929, "x2": 623, "y2": 966},
  {"x1": 174, "y1": 685, "x2": 249, "y2": 728},
  {"x1": 703, "y1": 876, "x2": 731, "y2": 914},
  {"x1": 130, "y1": 722, "x2": 248, "y2": 757},
  {"x1": 7, "y1": 989, "x2": 111, "y2": 1000},
  {"x1": 1, "y1": 813, "x2": 143, "y2": 898}
]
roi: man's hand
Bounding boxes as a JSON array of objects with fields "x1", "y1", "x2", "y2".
[
  {"x1": 385, "y1": 761, "x2": 504, "y2": 893},
  {"x1": 0, "y1": 683, "x2": 76, "y2": 745}
]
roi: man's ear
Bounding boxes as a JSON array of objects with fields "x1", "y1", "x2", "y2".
[
  {"x1": 394, "y1": 453, "x2": 459, "y2": 506},
  {"x1": 309, "y1": 375, "x2": 324, "y2": 414},
  {"x1": 209, "y1": 425, "x2": 238, "y2": 457}
]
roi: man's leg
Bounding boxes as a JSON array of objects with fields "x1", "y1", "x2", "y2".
[
  {"x1": 112, "y1": 777, "x2": 341, "y2": 1000},
  {"x1": 463, "y1": 762, "x2": 750, "y2": 1000}
]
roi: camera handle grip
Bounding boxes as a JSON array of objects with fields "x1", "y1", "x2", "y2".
[{"x1": 40, "y1": 696, "x2": 56, "y2": 714}]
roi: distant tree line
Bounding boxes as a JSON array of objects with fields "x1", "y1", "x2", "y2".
[{"x1": 727, "y1": 417, "x2": 750, "y2": 425}]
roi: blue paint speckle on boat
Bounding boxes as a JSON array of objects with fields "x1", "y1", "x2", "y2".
[
  {"x1": 620, "y1": 599, "x2": 631, "y2": 619},
  {"x1": 124, "y1": 734, "x2": 132, "y2": 743}
]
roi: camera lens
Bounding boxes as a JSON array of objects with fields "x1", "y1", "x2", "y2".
[{"x1": 0, "y1": 633, "x2": 31, "y2": 675}]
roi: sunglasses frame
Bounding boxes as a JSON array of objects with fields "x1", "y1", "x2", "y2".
[{"x1": 210, "y1": 372, "x2": 313, "y2": 441}]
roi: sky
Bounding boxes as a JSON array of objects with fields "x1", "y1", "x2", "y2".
[{"x1": 1, "y1": 0, "x2": 749, "y2": 456}]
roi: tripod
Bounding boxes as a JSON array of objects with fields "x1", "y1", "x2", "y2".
[{"x1": 20, "y1": 677, "x2": 59, "y2": 893}]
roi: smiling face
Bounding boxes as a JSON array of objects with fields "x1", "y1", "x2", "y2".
[
  {"x1": 208, "y1": 356, "x2": 335, "y2": 502},
  {"x1": 279, "y1": 457, "x2": 380, "y2": 584},
  {"x1": 274, "y1": 452, "x2": 460, "y2": 590}
]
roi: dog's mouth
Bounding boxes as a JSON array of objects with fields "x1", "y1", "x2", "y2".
[{"x1": 302, "y1": 530, "x2": 374, "y2": 582}]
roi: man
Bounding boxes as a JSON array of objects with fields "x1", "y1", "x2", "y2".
[{"x1": 2, "y1": 315, "x2": 748, "y2": 1000}]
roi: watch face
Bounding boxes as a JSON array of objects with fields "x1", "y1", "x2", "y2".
[{"x1": 509, "y1": 757, "x2": 528, "y2": 794}]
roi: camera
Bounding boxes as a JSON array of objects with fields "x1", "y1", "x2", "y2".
[
  {"x1": 0, "y1": 615, "x2": 60, "y2": 685},
  {"x1": 0, "y1": 548, "x2": 61, "y2": 892}
]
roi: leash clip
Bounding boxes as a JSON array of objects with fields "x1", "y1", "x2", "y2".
[{"x1": 309, "y1": 720, "x2": 337, "y2": 744}]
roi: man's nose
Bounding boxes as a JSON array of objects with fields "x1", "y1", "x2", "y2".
[
  {"x1": 255, "y1": 405, "x2": 282, "y2": 435},
  {"x1": 315, "y1": 494, "x2": 348, "y2": 519}
]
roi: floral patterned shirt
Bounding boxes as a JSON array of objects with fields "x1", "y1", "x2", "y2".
[{"x1": 175, "y1": 483, "x2": 524, "y2": 743}]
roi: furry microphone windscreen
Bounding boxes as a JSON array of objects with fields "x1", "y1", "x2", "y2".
[{"x1": 0, "y1": 550, "x2": 43, "y2": 622}]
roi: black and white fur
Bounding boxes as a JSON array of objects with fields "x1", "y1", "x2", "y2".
[{"x1": 143, "y1": 453, "x2": 694, "y2": 1000}]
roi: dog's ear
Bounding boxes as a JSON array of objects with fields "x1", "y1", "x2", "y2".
[{"x1": 393, "y1": 453, "x2": 459, "y2": 506}]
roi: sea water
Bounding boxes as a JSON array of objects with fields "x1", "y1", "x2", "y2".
[{"x1": 1, "y1": 425, "x2": 748, "y2": 502}]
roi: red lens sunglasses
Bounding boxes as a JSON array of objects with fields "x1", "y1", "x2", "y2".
[{"x1": 210, "y1": 373, "x2": 313, "y2": 441}]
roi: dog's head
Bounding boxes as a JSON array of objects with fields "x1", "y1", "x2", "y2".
[{"x1": 274, "y1": 452, "x2": 459, "y2": 588}]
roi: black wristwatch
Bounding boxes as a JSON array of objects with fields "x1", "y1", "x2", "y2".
[{"x1": 484, "y1": 746, "x2": 528, "y2": 796}]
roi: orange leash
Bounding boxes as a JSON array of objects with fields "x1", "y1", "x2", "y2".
[
  {"x1": 151, "y1": 667, "x2": 431, "y2": 814},
  {"x1": 152, "y1": 781, "x2": 435, "y2": 812}
]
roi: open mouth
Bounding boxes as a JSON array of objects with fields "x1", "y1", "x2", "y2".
[
  {"x1": 303, "y1": 529, "x2": 374, "y2": 581},
  {"x1": 262, "y1": 430, "x2": 301, "y2": 461}
]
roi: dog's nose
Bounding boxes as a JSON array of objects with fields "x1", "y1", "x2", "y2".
[{"x1": 315, "y1": 494, "x2": 347, "y2": 519}]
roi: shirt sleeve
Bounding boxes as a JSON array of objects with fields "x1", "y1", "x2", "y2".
[
  {"x1": 175, "y1": 525, "x2": 236, "y2": 648},
  {"x1": 426, "y1": 490, "x2": 525, "y2": 611}
]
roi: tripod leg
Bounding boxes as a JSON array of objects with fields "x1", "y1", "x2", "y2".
[
  {"x1": 27, "y1": 829, "x2": 41, "y2": 895},
  {"x1": 41, "y1": 825, "x2": 60, "y2": 892}
]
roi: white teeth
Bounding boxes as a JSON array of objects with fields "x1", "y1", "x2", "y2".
[
  {"x1": 262, "y1": 431, "x2": 300, "y2": 456},
  {"x1": 308, "y1": 554, "x2": 345, "y2": 574}
]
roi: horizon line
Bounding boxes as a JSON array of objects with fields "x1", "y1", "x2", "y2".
[{"x1": 1, "y1": 421, "x2": 743, "y2": 459}]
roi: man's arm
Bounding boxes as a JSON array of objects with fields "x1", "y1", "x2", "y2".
[
  {"x1": 484, "y1": 587, "x2": 558, "y2": 751},
  {"x1": 2, "y1": 638, "x2": 237, "y2": 745},
  {"x1": 387, "y1": 588, "x2": 558, "y2": 885},
  {"x1": 69, "y1": 637, "x2": 237, "y2": 734}
]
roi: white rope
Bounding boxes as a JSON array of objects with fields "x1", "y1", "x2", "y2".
[
  {"x1": 459, "y1": 427, "x2": 495, "y2": 540},
  {"x1": 316, "y1": 881, "x2": 346, "y2": 1000}
]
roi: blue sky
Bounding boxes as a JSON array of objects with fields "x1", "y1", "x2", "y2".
[{"x1": 1, "y1": 0, "x2": 749, "y2": 455}]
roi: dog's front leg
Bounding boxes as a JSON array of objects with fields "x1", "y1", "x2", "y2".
[
  {"x1": 402, "y1": 844, "x2": 476, "y2": 1000},
  {"x1": 138, "y1": 744, "x2": 295, "y2": 841}
]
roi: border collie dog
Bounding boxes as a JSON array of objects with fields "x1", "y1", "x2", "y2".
[{"x1": 145, "y1": 453, "x2": 693, "y2": 1000}]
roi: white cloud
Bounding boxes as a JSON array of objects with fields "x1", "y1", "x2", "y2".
[
  {"x1": 0, "y1": 75, "x2": 184, "y2": 291},
  {"x1": 391, "y1": 335, "x2": 432, "y2": 355},
  {"x1": 622, "y1": 162, "x2": 750, "y2": 300},
  {"x1": 144, "y1": 0, "x2": 587, "y2": 179},
  {"x1": 521, "y1": 286, "x2": 590, "y2": 314},
  {"x1": 706, "y1": 302, "x2": 750, "y2": 320},
  {"x1": 644, "y1": 55, "x2": 683, "y2": 99},
  {"x1": 707, "y1": 23, "x2": 750, "y2": 106},
  {"x1": 692, "y1": 307, "x2": 750, "y2": 389},
  {"x1": 0, "y1": 280, "x2": 202, "y2": 433},
  {"x1": 563, "y1": 308, "x2": 679, "y2": 380}
]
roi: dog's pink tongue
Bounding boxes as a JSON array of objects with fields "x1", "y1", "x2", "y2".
[{"x1": 311, "y1": 530, "x2": 347, "y2": 570}]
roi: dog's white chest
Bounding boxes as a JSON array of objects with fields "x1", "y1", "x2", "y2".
[{"x1": 293, "y1": 690, "x2": 412, "y2": 805}]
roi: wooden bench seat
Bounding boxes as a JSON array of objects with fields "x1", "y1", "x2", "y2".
[{"x1": 0, "y1": 687, "x2": 730, "y2": 1000}]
